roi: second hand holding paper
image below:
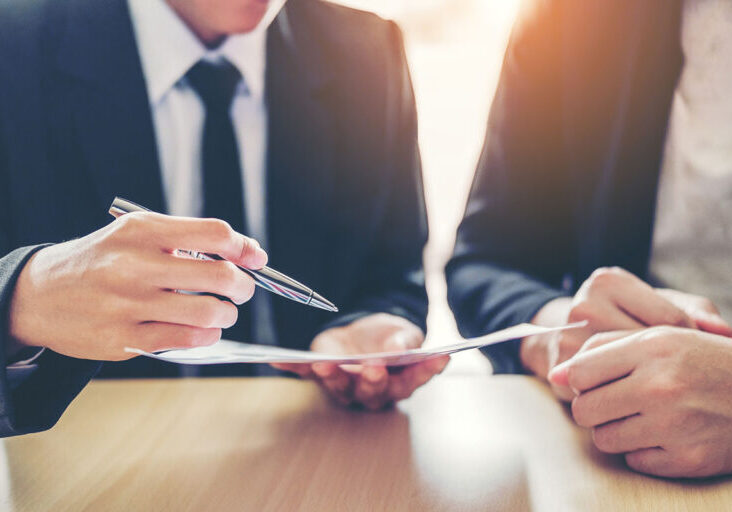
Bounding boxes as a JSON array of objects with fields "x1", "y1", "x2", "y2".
[{"x1": 125, "y1": 323, "x2": 585, "y2": 367}]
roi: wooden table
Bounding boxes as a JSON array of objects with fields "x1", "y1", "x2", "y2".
[{"x1": 2, "y1": 375, "x2": 731, "y2": 511}]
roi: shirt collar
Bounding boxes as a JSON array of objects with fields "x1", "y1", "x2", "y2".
[{"x1": 127, "y1": 0, "x2": 286, "y2": 105}]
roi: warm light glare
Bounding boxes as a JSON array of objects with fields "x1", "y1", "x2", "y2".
[{"x1": 330, "y1": 0, "x2": 521, "y2": 372}]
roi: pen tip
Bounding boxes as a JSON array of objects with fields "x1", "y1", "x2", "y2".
[{"x1": 311, "y1": 292, "x2": 339, "y2": 313}]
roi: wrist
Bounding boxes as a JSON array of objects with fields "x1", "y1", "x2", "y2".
[
  {"x1": 8, "y1": 251, "x2": 43, "y2": 350},
  {"x1": 520, "y1": 334, "x2": 549, "y2": 377},
  {"x1": 520, "y1": 297, "x2": 573, "y2": 377}
]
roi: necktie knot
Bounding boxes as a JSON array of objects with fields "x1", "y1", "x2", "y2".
[{"x1": 186, "y1": 59, "x2": 242, "y2": 112}]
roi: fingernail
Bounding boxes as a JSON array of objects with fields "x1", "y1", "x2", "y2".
[
  {"x1": 253, "y1": 247, "x2": 268, "y2": 267},
  {"x1": 548, "y1": 362, "x2": 569, "y2": 386}
]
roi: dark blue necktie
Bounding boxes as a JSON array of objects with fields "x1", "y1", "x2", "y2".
[
  {"x1": 186, "y1": 59, "x2": 246, "y2": 235},
  {"x1": 186, "y1": 59, "x2": 252, "y2": 358}
]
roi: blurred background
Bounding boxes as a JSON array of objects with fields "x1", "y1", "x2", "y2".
[{"x1": 332, "y1": 0, "x2": 522, "y2": 372}]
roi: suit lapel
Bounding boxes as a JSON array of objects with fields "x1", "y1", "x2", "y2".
[
  {"x1": 50, "y1": 0, "x2": 168, "y2": 377},
  {"x1": 264, "y1": 6, "x2": 339, "y2": 345},
  {"x1": 563, "y1": 0, "x2": 683, "y2": 278},
  {"x1": 54, "y1": 0, "x2": 165, "y2": 215},
  {"x1": 265, "y1": 8, "x2": 337, "y2": 278}
]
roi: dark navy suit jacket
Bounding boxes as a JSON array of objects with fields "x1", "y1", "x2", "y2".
[
  {"x1": 0, "y1": 0, "x2": 427, "y2": 435},
  {"x1": 447, "y1": 0, "x2": 684, "y2": 373}
]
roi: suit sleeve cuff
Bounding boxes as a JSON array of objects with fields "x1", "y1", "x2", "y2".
[
  {"x1": 0, "y1": 245, "x2": 101, "y2": 437},
  {"x1": 5, "y1": 348, "x2": 46, "y2": 387}
]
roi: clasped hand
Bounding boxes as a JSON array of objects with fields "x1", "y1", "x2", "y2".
[
  {"x1": 551, "y1": 327, "x2": 732, "y2": 478},
  {"x1": 522, "y1": 267, "x2": 732, "y2": 400},
  {"x1": 525, "y1": 266, "x2": 732, "y2": 478}
]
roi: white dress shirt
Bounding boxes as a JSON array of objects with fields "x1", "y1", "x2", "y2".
[
  {"x1": 649, "y1": 0, "x2": 732, "y2": 321},
  {"x1": 127, "y1": 0, "x2": 286, "y2": 350},
  {"x1": 127, "y1": 0, "x2": 286, "y2": 246}
]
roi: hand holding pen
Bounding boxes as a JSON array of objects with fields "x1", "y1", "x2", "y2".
[
  {"x1": 9, "y1": 200, "x2": 331, "y2": 361},
  {"x1": 110, "y1": 198, "x2": 337, "y2": 312}
]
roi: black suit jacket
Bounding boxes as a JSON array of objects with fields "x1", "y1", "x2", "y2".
[
  {"x1": 0, "y1": 0, "x2": 427, "y2": 435},
  {"x1": 446, "y1": 0, "x2": 684, "y2": 373}
]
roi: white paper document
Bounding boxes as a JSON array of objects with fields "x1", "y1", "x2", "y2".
[{"x1": 124, "y1": 323, "x2": 583, "y2": 367}]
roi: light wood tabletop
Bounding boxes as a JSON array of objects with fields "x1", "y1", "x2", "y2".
[{"x1": 1, "y1": 375, "x2": 731, "y2": 511}]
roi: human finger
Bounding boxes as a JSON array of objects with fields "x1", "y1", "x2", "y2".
[
  {"x1": 607, "y1": 277, "x2": 692, "y2": 328},
  {"x1": 549, "y1": 382, "x2": 578, "y2": 403},
  {"x1": 548, "y1": 332, "x2": 641, "y2": 392},
  {"x1": 655, "y1": 289, "x2": 731, "y2": 336},
  {"x1": 354, "y1": 365, "x2": 389, "y2": 404},
  {"x1": 388, "y1": 355, "x2": 449, "y2": 401},
  {"x1": 571, "y1": 374, "x2": 642, "y2": 428},
  {"x1": 694, "y1": 311, "x2": 732, "y2": 337},
  {"x1": 122, "y1": 214, "x2": 268, "y2": 269},
  {"x1": 144, "y1": 291, "x2": 239, "y2": 329},
  {"x1": 568, "y1": 299, "x2": 645, "y2": 333},
  {"x1": 383, "y1": 327, "x2": 423, "y2": 353},
  {"x1": 313, "y1": 362, "x2": 353, "y2": 403},
  {"x1": 576, "y1": 330, "x2": 639, "y2": 355},
  {"x1": 592, "y1": 414, "x2": 658, "y2": 454},
  {"x1": 150, "y1": 254, "x2": 257, "y2": 304},
  {"x1": 551, "y1": 330, "x2": 637, "y2": 399},
  {"x1": 136, "y1": 322, "x2": 221, "y2": 353},
  {"x1": 624, "y1": 448, "x2": 671, "y2": 477}
]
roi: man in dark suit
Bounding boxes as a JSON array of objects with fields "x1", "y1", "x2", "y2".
[
  {"x1": 447, "y1": 0, "x2": 732, "y2": 477},
  {"x1": 0, "y1": 0, "x2": 448, "y2": 437}
]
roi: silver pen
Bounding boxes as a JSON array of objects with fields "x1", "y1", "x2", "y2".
[{"x1": 108, "y1": 197, "x2": 338, "y2": 313}]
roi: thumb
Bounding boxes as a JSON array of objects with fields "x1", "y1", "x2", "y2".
[
  {"x1": 384, "y1": 328, "x2": 423, "y2": 352},
  {"x1": 384, "y1": 331, "x2": 410, "y2": 352}
]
